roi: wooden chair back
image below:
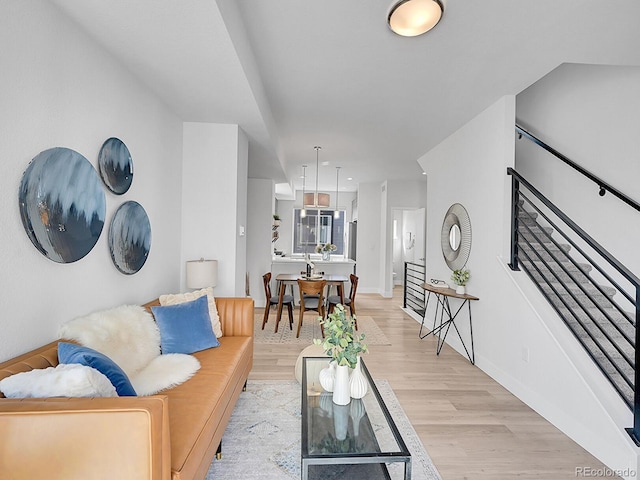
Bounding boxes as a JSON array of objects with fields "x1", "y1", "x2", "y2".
[
  {"x1": 263, "y1": 272, "x2": 272, "y2": 302},
  {"x1": 349, "y1": 274, "x2": 359, "y2": 302},
  {"x1": 297, "y1": 279, "x2": 326, "y2": 312}
]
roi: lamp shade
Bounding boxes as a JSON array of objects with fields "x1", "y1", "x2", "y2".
[
  {"x1": 186, "y1": 259, "x2": 217, "y2": 289},
  {"x1": 304, "y1": 192, "x2": 330, "y2": 208},
  {"x1": 388, "y1": 0, "x2": 443, "y2": 37}
]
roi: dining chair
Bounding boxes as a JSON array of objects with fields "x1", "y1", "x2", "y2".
[
  {"x1": 262, "y1": 272, "x2": 294, "y2": 331},
  {"x1": 296, "y1": 279, "x2": 327, "y2": 338},
  {"x1": 299, "y1": 270, "x2": 324, "y2": 302},
  {"x1": 328, "y1": 274, "x2": 359, "y2": 330}
]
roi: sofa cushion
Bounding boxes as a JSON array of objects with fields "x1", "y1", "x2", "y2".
[
  {"x1": 160, "y1": 287, "x2": 223, "y2": 338},
  {"x1": 58, "y1": 342, "x2": 137, "y2": 396},
  {"x1": 0, "y1": 363, "x2": 117, "y2": 398},
  {"x1": 152, "y1": 296, "x2": 220, "y2": 354},
  {"x1": 163, "y1": 336, "x2": 252, "y2": 478},
  {"x1": 58, "y1": 304, "x2": 160, "y2": 377}
]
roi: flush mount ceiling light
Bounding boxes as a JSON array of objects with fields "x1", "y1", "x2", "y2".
[{"x1": 388, "y1": 0, "x2": 443, "y2": 37}]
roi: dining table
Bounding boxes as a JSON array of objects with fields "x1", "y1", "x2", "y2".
[{"x1": 273, "y1": 273, "x2": 349, "y2": 333}]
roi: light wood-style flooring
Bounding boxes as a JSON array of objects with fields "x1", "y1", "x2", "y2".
[{"x1": 251, "y1": 287, "x2": 612, "y2": 479}]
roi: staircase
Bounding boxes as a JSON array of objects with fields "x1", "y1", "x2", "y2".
[
  {"x1": 510, "y1": 124, "x2": 640, "y2": 444},
  {"x1": 516, "y1": 204, "x2": 635, "y2": 407}
]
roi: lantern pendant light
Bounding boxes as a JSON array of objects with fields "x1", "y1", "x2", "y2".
[{"x1": 303, "y1": 146, "x2": 330, "y2": 208}]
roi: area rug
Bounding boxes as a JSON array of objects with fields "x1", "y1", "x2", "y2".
[
  {"x1": 206, "y1": 380, "x2": 442, "y2": 480},
  {"x1": 255, "y1": 314, "x2": 391, "y2": 346}
]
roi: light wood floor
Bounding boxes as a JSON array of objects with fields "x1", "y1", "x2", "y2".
[{"x1": 251, "y1": 286, "x2": 613, "y2": 479}]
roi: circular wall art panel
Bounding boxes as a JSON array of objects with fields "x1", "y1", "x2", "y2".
[
  {"x1": 18, "y1": 147, "x2": 106, "y2": 263},
  {"x1": 108, "y1": 201, "x2": 151, "y2": 275},
  {"x1": 98, "y1": 137, "x2": 133, "y2": 195}
]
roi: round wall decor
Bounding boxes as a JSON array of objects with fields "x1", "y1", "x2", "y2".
[
  {"x1": 440, "y1": 203, "x2": 472, "y2": 271},
  {"x1": 108, "y1": 201, "x2": 151, "y2": 274},
  {"x1": 98, "y1": 137, "x2": 133, "y2": 195},
  {"x1": 19, "y1": 147, "x2": 106, "y2": 263}
]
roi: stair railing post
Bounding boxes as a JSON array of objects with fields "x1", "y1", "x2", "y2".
[
  {"x1": 403, "y1": 262, "x2": 408, "y2": 309},
  {"x1": 508, "y1": 169, "x2": 520, "y2": 271},
  {"x1": 634, "y1": 287, "x2": 640, "y2": 442},
  {"x1": 626, "y1": 286, "x2": 640, "y2": 445}
]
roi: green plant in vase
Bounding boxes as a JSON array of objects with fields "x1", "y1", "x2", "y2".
[
  {"x1": 314, "y1": 304, "x2": 367, "y2": 405},
  {"x1": 451, "y1": 268, "x2": 470, "y2": 295},
  {"x1": 314, "y1": 304, "x2": 367, "y2": 369}
]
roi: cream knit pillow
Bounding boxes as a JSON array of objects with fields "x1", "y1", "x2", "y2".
[{"x1": 159, "y1": 287, "x2": 222, "y2": 338}]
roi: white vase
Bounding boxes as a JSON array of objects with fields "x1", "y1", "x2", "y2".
[
  {"x1": 333, "y1": 403, "x2": 349, "y2": 441},
  {"x1": 349, "y1": 357, "x2": 368, "y2": 399},
  {"x1": 456, "y1": 285, "x2": 466, "y2": 295},
  {"x1": 349, "y1": 398, "x2": 365, "y2": 437},
  {"x1": 322, "y1": 250, "x2": 330, "y2": 261},
  {"x1": 319, "y1": 361, "x2": 335, "y2": 392},
  {"x1": 332, "y1": 364, "x2": 351, "y2": 405},
  {"x1": 319, "y1": 392, "x2": 334, "y2": 417}
]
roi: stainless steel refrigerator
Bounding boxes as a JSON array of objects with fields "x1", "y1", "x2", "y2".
[{"x1": 348, "y1": 221, "x2": 357, "y2": 261}]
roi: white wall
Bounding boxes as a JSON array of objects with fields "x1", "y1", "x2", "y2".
[
  {"x1": 0, "y1": 1, "x2": 183, "y2": 362},
  {"x1": 182, "y1": 123, "x2": 248, "y2": 297},
  {"x1": 418, "y1": 95, "x2": 637, "y2": 476},
  {"x1": 247, "y1": 178, "x2": 275, "y2": 307},
  {"x1": 235, "y1": 130, "x2": 249, "y2": 295},
  {"x1": 516, "y1": 63, "x2": 640, "y2": 282},
  {"x1": 357, "y1": 183, "x2": 382, "y2": 294}
]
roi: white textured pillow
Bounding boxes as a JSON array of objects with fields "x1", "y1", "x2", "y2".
[
  {"x1": 58, "y1": 304, "x2": 160, "y2": 377},
  {"x1": 130, "y1": 354, "x2": 200, "y2": 396},
  {"x1": 0, "y1": 364, "x2": 117, "y2": 398},
  {"x1": 159, "y1": 287, "x2": 222, "y2": 338}
]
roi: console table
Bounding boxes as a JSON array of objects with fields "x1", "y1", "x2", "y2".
[{"x1": 419, "y1": 283, "x2": 479, "y2": 364}]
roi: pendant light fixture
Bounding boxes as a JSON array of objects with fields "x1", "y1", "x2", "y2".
[
  {"x1": 388, "y1": 0, "x2": 443, "y2": 37},
  {"x1": 334, "y1": 166, "x2": 341, "y2": 219},
  {"x1": 300, "y1": 164, "x2": 307, "y2": 218},
  {"x1": 303, "y1": 146, "x2": 330, "y2": 208}
]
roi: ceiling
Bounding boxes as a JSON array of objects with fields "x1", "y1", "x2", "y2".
[{"x1": 52, "y1": 0, "x2": 640, "y2": 196}]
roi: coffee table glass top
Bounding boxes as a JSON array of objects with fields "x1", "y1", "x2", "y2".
[{"x1": 301, "y1": 357, "x2": 411, "y2": 480}]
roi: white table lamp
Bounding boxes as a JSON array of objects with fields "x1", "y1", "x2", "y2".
[{"x1": 186, "y1": 258, "x2": 218, "y2": 289}]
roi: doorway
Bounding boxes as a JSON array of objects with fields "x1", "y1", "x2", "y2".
[{"x1": 392, "y1": 208, "x2": 425, "y2": 286}]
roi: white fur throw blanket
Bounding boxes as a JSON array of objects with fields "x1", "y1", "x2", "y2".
[{"x1": 59, "y1": 305, "x2": 200, "y2": 395}]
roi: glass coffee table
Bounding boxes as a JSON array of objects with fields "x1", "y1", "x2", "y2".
[{"x1": 301, "y1": 357, "x2": 411, "y2": 480}]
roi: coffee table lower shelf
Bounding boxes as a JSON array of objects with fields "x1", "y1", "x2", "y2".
[{"x1": 306, "y1": 460, "x2": 391, "y2": 479}]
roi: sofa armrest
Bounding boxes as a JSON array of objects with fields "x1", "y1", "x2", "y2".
[
  {"x1": 215, "y1": 297, "x2": 254, "y2": 337},
  {"x1": 0, "y1": 396, "x2": 171, "y2": 480}
]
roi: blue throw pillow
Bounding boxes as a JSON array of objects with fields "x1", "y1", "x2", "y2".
[
  {"x1": 57, "y1": 342, "x2": 137, "y2": 396},
  {"x1": 151, "y1": 295, "x2": 220, "y2": 354}
]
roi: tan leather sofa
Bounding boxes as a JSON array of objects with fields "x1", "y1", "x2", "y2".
[{"x1": 0, "y1": 297, "x2": 254, "y2": 480}]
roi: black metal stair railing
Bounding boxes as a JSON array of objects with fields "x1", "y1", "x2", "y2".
[
  {"x1": 403, "y1": 261, "x2": 426, "y2": 318},
  {"x1": 507, "y1": 167, "x2": 640, "y2": 445}
]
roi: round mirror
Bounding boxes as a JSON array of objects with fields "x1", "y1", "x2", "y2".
[
  {"x1": 449, "y1": 224, "x2": 461, "y2": 251},
  {"x1": 440, "y1": 203, "x2": 472, "y2": 271}
]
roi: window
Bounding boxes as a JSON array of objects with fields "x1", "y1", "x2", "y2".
[{"x1": 293, "y1": 209, "x2": 345, "y2": 255}]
